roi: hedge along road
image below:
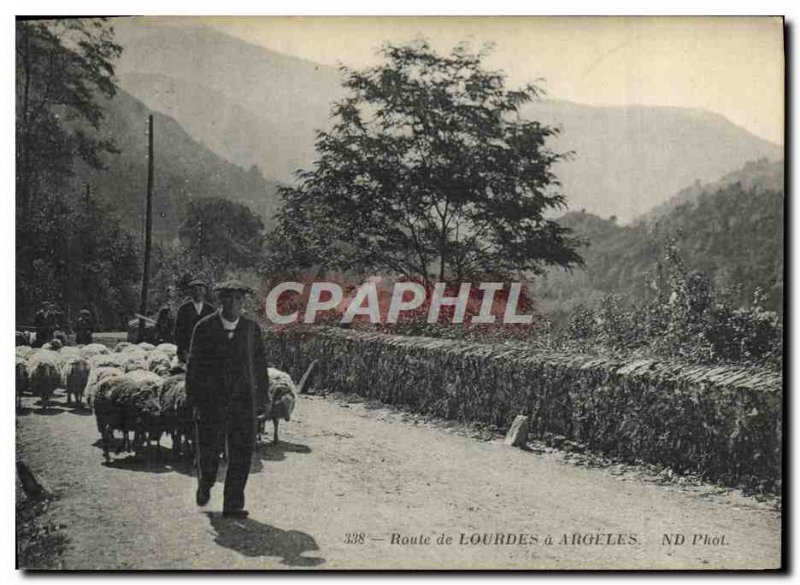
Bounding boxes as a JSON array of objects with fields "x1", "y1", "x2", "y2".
[{"x1": 16, "y1": 389, "x2": 781, "y2": 570}]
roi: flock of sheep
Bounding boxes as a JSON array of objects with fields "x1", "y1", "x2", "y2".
[{"x1": 15, "y1": 340, "x2": 309, "y2": 462}]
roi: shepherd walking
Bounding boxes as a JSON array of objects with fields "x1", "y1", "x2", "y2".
[{"x1": 185, "y1": 280, "x2": 269, "y2": 518}]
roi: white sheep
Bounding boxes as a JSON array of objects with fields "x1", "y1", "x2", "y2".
[
  {"x1": 121, "y1": 349, "x2": 149, "y2": 373},
  {"x1": 156, "y1": 343, "x2": 177, "y2": 358},
  {"x1": 93, "y1": 369, "x2": 164, "y2": 461},
  {"x1": 80, "y1": 343, "x2": 110, "y2": 358},
  {"x1": 146, "y1": 350, "x2": 172, "y2": 376},
  {"x1": 58, "y1": 346, "x2": 81, "y2": 359},
  {"x1": 16, "y1": 345, "x2": 35, "y2": 360},
  {"x1": 169, "y1": 355, "x2": 182, "y2": 372},
  {"x1": 63, "y1": 357, "x2": 90, "y2": 405},
  {"x1": 119, "y1": 344, "x2": 144, "y2": 353},
  {"x1": 27, "y1": 350, "x2": 62, "y2": 407},
  {"x1": 260, "y1": 361, "x2": 318, "y2": 444},
  {"x1": 57, "y1": 346, "x2": 82, "y2": 384},
  {"x1": 113, "y1": 341, "x2": 133, "y2": 353},
  {"x1": 84, "y1": 366, "x2": 125, "y2": 406},
  {"x1": 88, "y1": 353, "x2": 125, "y2": 370}
]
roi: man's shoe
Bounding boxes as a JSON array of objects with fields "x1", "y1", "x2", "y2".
[
  {"x1": 222, "y1": 509, "x2": 249, "y2": 519},
  {"x1": 196, "y1": 486, "x2": 210, "y2": 506}
]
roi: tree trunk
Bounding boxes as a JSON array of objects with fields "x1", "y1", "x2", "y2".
[{"x1": 438, "y1": 218, "x2": 447, "y2": 282}]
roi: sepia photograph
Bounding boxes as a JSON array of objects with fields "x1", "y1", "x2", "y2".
[{"x1": 13, "y1": 11, "x2": 785, "y2": 571}]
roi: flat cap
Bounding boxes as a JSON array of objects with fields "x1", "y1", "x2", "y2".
[
  {"x1": 213, "y1": 280, "x2": 254, "y2": 295},
  {"x1": 187, "y1": 278, "x2": 208, "y2": 288}
]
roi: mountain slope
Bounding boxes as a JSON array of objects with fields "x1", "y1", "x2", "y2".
[
  {"x1": 640, "y1": 157, "x2": 784, "y2": 222},
  {"x1": 117, "y1": 72, "x2": 314, "y2": 181},
  {"x1": 71, "y1": 87, "x2": 282, "y2": 239},
  {"x1": 535, "y1": 159, "x2": 784, "y2": 320},
  {"x1": 520, "y1": 100, "x2": 783, "y2": 222},
  {"x1": 114, "y1": 22, "x2": 343, "y2": 183},
  {"x1": 111, "y1": 20, "x2": 782, "y2": 223}
]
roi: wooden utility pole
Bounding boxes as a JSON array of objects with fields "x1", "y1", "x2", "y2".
[{"x1": 137, "y1": 115, "x2": 154, "y2": 343}]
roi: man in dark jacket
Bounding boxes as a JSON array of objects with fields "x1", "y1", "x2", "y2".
[
  {"x1": 75, "y1": 309, "x2": 94, "y2": 345},
  {"x1": 186, "y1": 280, "x2": 269, "y2": 518},
  {"x1": 174, "y1": 279, "x2": 216, "y2": 363},
  {"x1": 154, "y1": 306, "x2": 175, "y2": 345},
  {"x1": 33, "y1": 306, "x2": 55, "y2": 348}
]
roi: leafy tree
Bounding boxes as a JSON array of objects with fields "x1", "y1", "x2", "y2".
[
  {"x1": 271, "y1": 40, "x2": 582, "y2": 283},
  {"x1": 178, "y1": 197, "x2": 265, "y2": 279},
  {"x1": 558, "y1": 238, "x2": 782, "y2": 369},
  {"x1": 16, "y1": 182, "x2": 142, "y2": 330},
  {"x1": 16, "y1": 18, "x2": 121, "y2": 216},
  {"x1": 15, "y1": 18, "x2": 135, "y2": 327},
  {"x1": 63, "y1": 188, "x2": 142, "y2": 329}
]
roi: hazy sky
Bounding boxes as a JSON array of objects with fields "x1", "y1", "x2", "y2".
[{"x1": 142, "y1": 16, "x2": 784, "y2": 145}]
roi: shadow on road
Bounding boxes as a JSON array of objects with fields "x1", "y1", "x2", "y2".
[
  {"x1": 205, "y1": 512, "x2": 325, "y2": 567},
  {"x1": 256, "y1": 441, "x2": 312, "y2": 463},
  {"x1": 18, "y1": 393, "x2": 92, "y2": 417},
  {"x1": 30, "y1": 403, "x2": 69, "y2": 416},
  {"x1": 82, "y1": 427, "x2": 311, "y2": 476},
  {"x1": 101, "y1": 454, "x2": 196, "y2": 476},
  {"x1": 63, "y1": 404, "x2": 93, "y2": 416},
  {"x1": 94, "y1": 441, "x2": 197, "y2": 476}
]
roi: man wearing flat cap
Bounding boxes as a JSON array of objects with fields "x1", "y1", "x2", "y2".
[
  {"x1": 174, "y1": 278, "x2": 216, "y2": 364},
  {"x1": 186, "y1": 280, "x2": 269, "y2": 518},
  {"x1": 74, "y1": 309, "x2": 95, "y2": 345}
]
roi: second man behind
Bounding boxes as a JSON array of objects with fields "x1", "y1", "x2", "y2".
[{"x1": 174, "y1": 278, "x2": 216, "y2": 363}]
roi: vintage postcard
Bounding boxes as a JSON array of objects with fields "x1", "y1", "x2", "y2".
[{"x1": 15, "y1": 15, "x2": 784, "y2": 570}]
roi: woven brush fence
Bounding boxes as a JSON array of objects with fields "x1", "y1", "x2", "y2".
[{"x1": 264, "y1": 327, "x2": 782, "y2": 492}]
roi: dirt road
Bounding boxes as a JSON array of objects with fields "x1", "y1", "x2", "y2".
[{"x1": 16, "y1": 390, "x2": 781, "y2": 570}]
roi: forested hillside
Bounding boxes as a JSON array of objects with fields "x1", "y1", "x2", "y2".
[
  {"x1": 536, "y1": 159, "x2": 784, "y2": 321},
  {"x1": 69, "y1": 88, "x2": 282, "y2": 239}
]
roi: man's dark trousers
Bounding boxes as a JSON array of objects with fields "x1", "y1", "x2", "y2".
[
  {"x1": 195, "y1": 369, "x2": 256, "y2": 511},
  {"x1": 195, "y1": 403, "x2": 254, "y2": 511}
]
